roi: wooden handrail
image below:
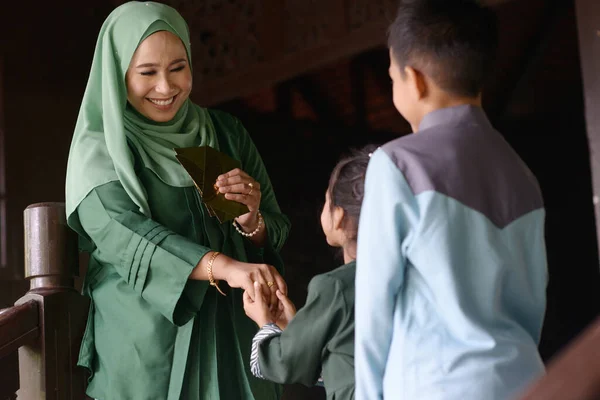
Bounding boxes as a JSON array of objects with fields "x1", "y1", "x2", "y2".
[{"x1": 0, "y1": 301, "x2": 39, "y2": 359}]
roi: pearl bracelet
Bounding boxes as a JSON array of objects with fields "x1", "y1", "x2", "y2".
[{"x1": 233, "y1": 212, "x2": 264, "y2": 237}]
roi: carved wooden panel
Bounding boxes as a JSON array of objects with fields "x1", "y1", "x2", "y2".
[
  {"x1": 284, "y1": 0, "x2": 333, "y2": 52},
  {"x1": 100, "y1": 0, "x2": 513, "y2": 104},
  {"x1": 110, "y1": 0, "x2": 263, "y2": 79},
  {"x1": 346, "y1": 0, "x2": 398, "y2": 30},
  {"x1": 102, "y1": 0, "x2": 392, "y2": 103},
  {"x1": 178, "y1": 0, "x2": 263, "y2": 79}
]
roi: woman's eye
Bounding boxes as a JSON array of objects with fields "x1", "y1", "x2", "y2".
[
  {"x1": 140, "y1": 71, "x2": 156, "y2": 76},
  {"x1": 171, "y1": 66, "x2": 185, "y2": 73}
]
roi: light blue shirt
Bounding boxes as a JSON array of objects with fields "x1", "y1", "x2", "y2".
[{"x1": 355, "y1": 105, "x2": 548, "y2": 400}]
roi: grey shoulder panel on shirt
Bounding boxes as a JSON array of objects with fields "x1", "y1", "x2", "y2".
[{"x1": 381, "y1": 112, "x2": 543, "y2": 229}]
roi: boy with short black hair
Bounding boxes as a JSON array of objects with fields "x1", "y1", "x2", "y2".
[{"x1": 355, "y1": 1, "x2": 548, "y2": 399}]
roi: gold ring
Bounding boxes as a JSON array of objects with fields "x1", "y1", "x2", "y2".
[
  {"x1": 248, "y1": 182, "x2": 254, "y2": 195},
  {"x1": 267, "y1": 281, "x2": 274, "y2": 288}
]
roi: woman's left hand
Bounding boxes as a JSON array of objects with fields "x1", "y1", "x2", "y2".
[{"x1": 215, "y1": 168, "x2": 261, "y2": 229}]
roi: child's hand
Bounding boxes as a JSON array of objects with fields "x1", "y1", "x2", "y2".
[
  {"x1": 243, "y1": 281, "x2": 275, "y2": 327},
  {"x1": 272, "y1": 289, "x2": 297, "y2": 330}
]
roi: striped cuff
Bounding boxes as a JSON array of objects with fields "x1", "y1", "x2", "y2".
[
  {"x1": 317, "y1": 374, "x2": 324, "y2": 387},
  {"x1": 250, "y1": 323, "x2": 283, "y2": 379}
]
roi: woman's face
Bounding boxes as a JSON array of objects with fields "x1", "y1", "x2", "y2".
[{"x1": 126, "y1": 31, "x2": 192, "y2": 122}]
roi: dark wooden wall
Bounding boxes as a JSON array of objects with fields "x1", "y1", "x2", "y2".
[{"x1": 0, "y1": 1, "x2": 598, "y2": 399}]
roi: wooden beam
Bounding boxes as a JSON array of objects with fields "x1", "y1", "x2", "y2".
[
  {"x1": 194, "y1": 21, "x2": 389, "y2": 106},
  {"x1": 576, "y1": 0, "x2": 600, "y2": 263}
]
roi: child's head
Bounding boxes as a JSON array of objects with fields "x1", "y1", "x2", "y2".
[
  {"x1": 321, "y1": 145, "x2": 378, "y2": 261},
  {"x1": 387, "y1": 0, "x2": 498, "y2": 130}
]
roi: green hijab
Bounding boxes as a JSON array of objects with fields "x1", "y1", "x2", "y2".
[{"x1": 65, "y1": 1, "x2": 217, "y2": 236}]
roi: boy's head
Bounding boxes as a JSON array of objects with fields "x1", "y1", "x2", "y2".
[{"x1": 387, "y1": 0, "x2": 498, "y2": 130}]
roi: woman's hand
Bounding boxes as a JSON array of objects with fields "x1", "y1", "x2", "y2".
[
  {"x1": 211, "y1": 254, "x2": 286, "y2": 307},
  {"x1": 272, "y1": 290, "x2": 296, "y2": 330},
  {"x1": 243, "y1": 282, "x2": 274, "y2": 327},
  {"x1": 215, "y1": 168, "x2": 261, "y2": 231}
]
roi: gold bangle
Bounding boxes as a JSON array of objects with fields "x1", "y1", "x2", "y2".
[{"x1": 206, "y1": 251, "x2": 227, "y2": 296}]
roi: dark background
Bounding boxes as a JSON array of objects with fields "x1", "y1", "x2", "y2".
[{"x1": 1, "y1": 1, "x2": 599, "y2": 398}]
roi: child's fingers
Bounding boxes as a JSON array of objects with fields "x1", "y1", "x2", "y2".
[
  {"x1": 254, "y1": 282, "x2": 265, "y2": 306},
  {"x1": 274, "y1": 274, "x2": 287, "y2": 296},
  {"x1": 242, "y1": 291, "x2": 254, "y2": 318},
  {"x1": 276, "y1": 290, "x2": 294, "y2": 311},
  {"x1": 243, "y1": 290, "x2": 252, "y2": 304},
  {"x1": 272, "y1": 304, "x2": 282, "y2": 320},
  {"x1": 243, "y1": 277, "x2": 255, "y2": 301}
]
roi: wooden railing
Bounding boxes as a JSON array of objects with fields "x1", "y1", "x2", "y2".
[{"x1": 0, "y1": 203, "x2": 88, "y2": 400}]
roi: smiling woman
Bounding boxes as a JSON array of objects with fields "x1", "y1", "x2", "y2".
[
  {"x1": 64, "y1": 2, "x2": 290, "y2": 400},
  {"x1": 126, "y1": 31, "x2": 192, "y2": 122}
]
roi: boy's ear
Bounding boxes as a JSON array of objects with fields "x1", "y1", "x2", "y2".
[{"x1": 405, "y1": 65, "x2": 428, "y2": 100}]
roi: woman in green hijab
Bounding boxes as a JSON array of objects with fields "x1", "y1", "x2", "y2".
[{"x1": 65, "y1": 2, "x2": 290, "y2": 399}]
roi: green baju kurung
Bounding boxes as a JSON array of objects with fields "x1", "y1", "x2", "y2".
[
  {"x1": 64, "y1": 3, "x2": 290, "y2": 398},
  {"x1": 77, "y1": 110, "x2": 289, "y2": 400}
]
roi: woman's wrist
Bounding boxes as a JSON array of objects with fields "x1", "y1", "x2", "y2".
[
  {"x1": 190, "y1": 251, "x2": 231, "y2": 282},
  {"x1": 235, "y1": 211, "x2": 260, "y2": 232},
  {"x1": 209, "y1": 252, "x2": 231, "y2": 281}
]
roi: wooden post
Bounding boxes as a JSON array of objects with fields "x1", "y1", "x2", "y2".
[
  {"x1": 15, "y1": 203, "x2": 89, "y2": 400},
  {"x1": 576, "y1": 0, "x2": 600, "y2": 263},
  {"x1": 0, "y1": 301, "x2": 38, "y2": 400}
]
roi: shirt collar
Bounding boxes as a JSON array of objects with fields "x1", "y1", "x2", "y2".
[{"x1": 418, "y1": 104, "x2": 491, "y2": 132}]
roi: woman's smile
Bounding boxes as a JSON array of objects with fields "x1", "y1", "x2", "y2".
[{"x1": 147, "y1": 94, "x2": 178, "y2": 110}]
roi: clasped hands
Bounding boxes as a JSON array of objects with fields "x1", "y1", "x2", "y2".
[
  {"x1": 208, "y1": 255, "x2": 294, "y2": 328},
  {"x1": 243, "y1": 281, "x2": 297, "y2": 330}
]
